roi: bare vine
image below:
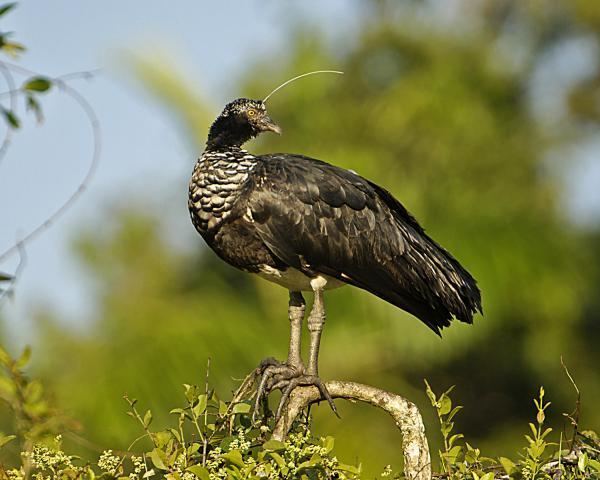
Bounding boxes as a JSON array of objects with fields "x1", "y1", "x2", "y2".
[{"x1": 0, "y1": 61, "x2": 101, "y2": 299}]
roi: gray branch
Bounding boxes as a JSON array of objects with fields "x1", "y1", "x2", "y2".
[{"x1": 272, "y1": 380, "x2": 432, "y2": 480}]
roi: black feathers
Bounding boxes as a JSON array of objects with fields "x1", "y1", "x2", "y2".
[
  {"x1": 244, "y1": 154, "x2": 481, "y2": 334},
  {"x1": 189, "y1": 98, "x2": 482, "y2": 335}
]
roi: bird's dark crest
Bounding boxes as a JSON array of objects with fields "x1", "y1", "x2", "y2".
[{"x1": 207, "y1": 98, "x2": 275, "y2": 150}]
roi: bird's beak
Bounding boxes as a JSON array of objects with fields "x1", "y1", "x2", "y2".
[{"x1": 260, "y1": 116, "x2": 282, "y2": 135}]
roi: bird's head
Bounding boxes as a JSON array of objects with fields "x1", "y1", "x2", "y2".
[{"x1": 206, "y1": 98, "x2": 281, "y2": 150}]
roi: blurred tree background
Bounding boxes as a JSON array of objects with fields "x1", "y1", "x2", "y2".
[{"x1": 2, "y1": 0, "x2": 600, "y2": 476}]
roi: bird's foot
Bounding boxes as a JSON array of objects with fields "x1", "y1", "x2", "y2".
[{"x1": 252, "y1": 357, "x2": 338, "y2": 422}]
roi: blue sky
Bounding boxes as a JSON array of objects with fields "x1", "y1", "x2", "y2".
[
  {"x1": 0, "y1": 0, "x2": 363, "y2": 336},
  {"x1": 1, "y1": 1, "x2": 599, "y2": 340}
]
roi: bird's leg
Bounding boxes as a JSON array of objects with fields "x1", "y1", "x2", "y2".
[
  {"x1": 253, "y1": 291, "x2": 306, "y2": 419},
  {"x1": 287, "y1": 291, "x2": 305, "y2": 370},
  {"x1": 306, "y1": 286, "x2": 325, "y2": 377},
  {"x1": 271, "y1": 280, "x2": 339, "y2": 420}
]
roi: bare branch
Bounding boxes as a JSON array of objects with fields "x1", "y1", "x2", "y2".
[
  {"x1": 560, "y1": 356, "x2": 581, "y2": 453},
  {"x1": 272, "y1": 380, "x2": 432, "y2": 480},
  {"x1": 0, "y1": 65, "x2": 101, "y2": 265}
]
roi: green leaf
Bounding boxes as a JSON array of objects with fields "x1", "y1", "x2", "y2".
[
  {"x1": 184, "y1": 384, "x2": 198, "y2": 403},
  {"x1": 442, "y1": 445, "x2": 462, "y2": 465},
  {"x1": 26, "y1": 94, "x2": 43, "y2": 123},
  {"x1": 536, "y1": 409, "x2": 545, "y2": 424},
  {"x1": 193, "y1": 394, "x2": 207, "y2": 417},
  {"x1": 499, "y1": 457, "x2": 516, "y2": 474},
  {"x1": 0, "y1": 3, "x2": 17, "y2": 17},
  {"x1": 424, "y1": 379, "x2": 437, "y2": 406},
  {"x1": 186, "y1": 465, "x2": 210, "y2": 480},
  {"x1": 187, "y1": 443, "x2": 200, "y2": 456},
  {"x1": 143, "y1": 410, "x2": 153, "y2": 428},
  {"x1": 15, "y1": 345, "x2": 31, "y2": 368},
  {"x1": 448, "y1": 433, "x2": 464, "y2": 447},
  {"x1": 0, "y1": 434, "x2": 16, "y2": 448},
  {"x1": 479, "y1": 473, "x2": 494, "y2": 480},
  {"x1": 337, "y1": 463, "x2": 361, "y2": 474},
  {"x1": 447, "y1": 406, "x2": 463, "y2": 422},
  {"x1": 232, "y1": 402, "x2": 250, "y2": 414},
  {"x1": 23, "y1": 380, "x2": 43, "y2": 403},
  {"x1": 23, "y1": 76, "x2": 52, "y2": 93},
  {"x1": 0, "y1": 271, "x2": 12, "y2": 281},
  {"x1": 221, "y1": 449, "x2": 244, "y2": 468},
  {"x1": 2, "y1": 107, "x2": 19, "y2": 128},
  {"x1": 267, "y1": 452, "x2": 287, "y2": 470},
  {"x1": 262, "y1": 439, "x2": 286, "y2": 451},
  {"x1": 578, "y1": 452, "x2": 588, "y2": 472},
  {"x1": 0, "y1": 346, "x2": 10, "y2": 365},
  {"x1": 0, "y1": 40, "x2": 25, "y2": 57},
  {"x1": 149, "y1": 448, "x2": 167, "y2": 470},
  {"x1": 588, "y1": 459, "x2": 600, "y2": 472},
  {"x1": 322, "y1": 436, "x2": 334, "y2": 453},
  {"x1": 439, "y1": 394, "x2": 452, "y2": 415},
  {"x1": 153, "y1": 431, "x2": 171, "y2": 448}
]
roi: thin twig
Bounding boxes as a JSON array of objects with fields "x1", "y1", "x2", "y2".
[
  {"x1": 0, "y1": 241, "x2": 26, "y2": 305},
  {"x1": 0, "y1": 66, "x2": 101, "y2": 265},
  {"x1": 0, "y1": 61, "x2": 17, "y2": 167},
  {"x1": 202, "y1": 357, "x2": 210, "y2": 466},
  {"x1": 0, "y1": 68, "x2": 102, "y2": 99},
  {"x1": 560, "y1": 356, "x2": 580, "y2": 453}
]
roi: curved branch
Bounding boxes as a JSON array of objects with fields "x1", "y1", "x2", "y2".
[
  {"x1": 272, "y1": 380, "x2": 432, "y2": 480},
  {"x1": 0, "y1": 68, "x2": 101, "y2": 264}
]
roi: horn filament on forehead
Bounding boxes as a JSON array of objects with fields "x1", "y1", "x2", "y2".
[{"x1": 262, "y1": 70, "x2": 344, "y2": 103}]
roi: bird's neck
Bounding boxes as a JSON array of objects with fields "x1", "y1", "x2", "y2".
[{"x1": 205, "y1": 116, "x2": 255, "y2": 150}]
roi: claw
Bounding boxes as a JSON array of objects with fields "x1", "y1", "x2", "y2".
[
  {"x1": 273, "y1": 375, "x2": 340, "y2": 422},
  {"x1": 249, "y1": 358, "x2": 339, "y2": 423},
  {"x1": 252, "y1": 359, "x2": 299, "y2": 422},
  {"x1": 314, "y1": 378, "x2": 340, "y2": 419}
]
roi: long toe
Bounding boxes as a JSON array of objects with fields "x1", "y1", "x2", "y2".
[
  {"x1": 252, "y1": 359, "x2": 304, "y2": 422},
  {"x1": 273, "y1": 374, "x2": 339, "y2": 422}
]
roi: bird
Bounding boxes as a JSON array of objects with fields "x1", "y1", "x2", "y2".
[{"x1": 188, "y1": 93, "x2": 482, "y2": 418}]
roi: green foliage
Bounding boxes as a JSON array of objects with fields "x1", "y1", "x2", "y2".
[
  {"x1": 22, "y1": 77, "x2": 52, "y2": 93},
  {"x1": 4, "y1": 0, "x2": 600, "y2": 476},
  {"x1": 0, "y1": 2, "x2": 54, "y2": 130},
  {"x1": 2, "y1": 348, "x2": 600, "y2": 479},
  {"x1": 425, "y1": 382, "x2": 600, "y2": 480},
  {"x1": 0, "y1": 345, "x2": 70, "y2": 448},
  {"x1": 0, "y1": 348, "x2": 363, "y2": 480}
]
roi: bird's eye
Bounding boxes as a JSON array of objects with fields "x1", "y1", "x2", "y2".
[{"x1": 247, "y1": 109, "x2": 256, "y2": 117}]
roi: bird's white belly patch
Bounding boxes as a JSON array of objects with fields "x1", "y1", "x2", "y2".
[{"x1": 257, "y1": 265, "x2": 345, "y2": 292}]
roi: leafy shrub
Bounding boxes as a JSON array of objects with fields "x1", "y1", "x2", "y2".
[
  {"x1": 0, "y1": 347, "x2": 361, "y2": 480},
  {"x1": 0, "y1": 346, "x2": 598, "y2": 479},
  {"x1": 425, "y1": 381, "x2": 600, "y2": 479}
]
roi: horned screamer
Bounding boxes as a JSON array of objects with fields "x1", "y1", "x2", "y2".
[{"x1": 188, "y1": 72, "x2": 482, "y2": 418}]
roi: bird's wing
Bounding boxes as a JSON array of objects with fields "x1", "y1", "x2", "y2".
[{"x1": 246, "y1": 154, "x2": 481, "y2": 333}]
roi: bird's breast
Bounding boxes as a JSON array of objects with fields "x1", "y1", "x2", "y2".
[{"x1": 188, "y1": 152, "x2": 256, "y2": 233}]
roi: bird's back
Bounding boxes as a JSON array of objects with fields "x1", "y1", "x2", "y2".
[{"x1": 244, "y1": 153, "x2": 482, "y2": 334}]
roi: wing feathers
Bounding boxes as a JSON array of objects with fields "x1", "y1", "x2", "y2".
[{"x1": 246, "y1": 154, "x2": 482, "y2": 333}]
